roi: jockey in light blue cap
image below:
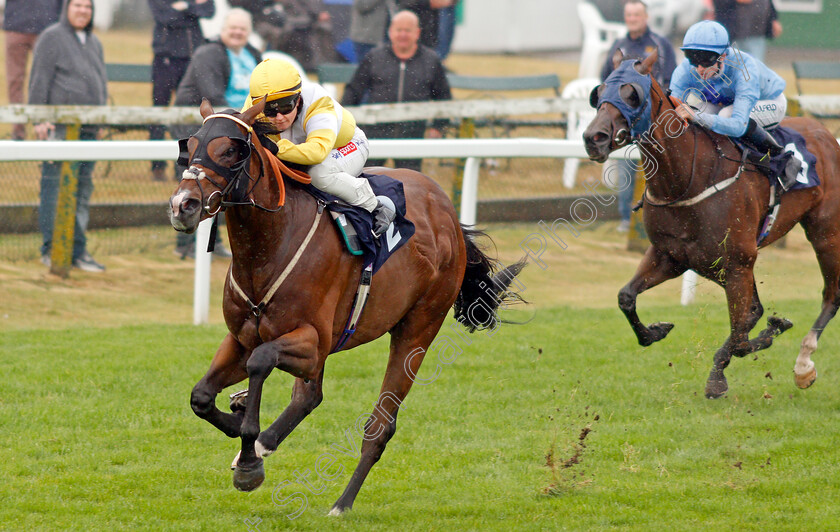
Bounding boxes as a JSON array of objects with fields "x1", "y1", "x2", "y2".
[{"x1": 670, "y1": 20, "x2": 790, "y2": 173}]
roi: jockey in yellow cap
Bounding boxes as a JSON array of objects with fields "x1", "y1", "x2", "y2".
[{"x1": 245, "y1": 58, "x2": 395, "y2": 235}]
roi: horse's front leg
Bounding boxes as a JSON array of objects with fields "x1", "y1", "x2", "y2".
[
  {"x1": 233, "y1": 325, "x2": 320, "y2": 492},
  {"x1": 618, "y1": 246, "x2": 685, "y2": 346},
  {"x1": 255, "y1": 373, "x2": 324, "y2": 458},
  {"x1": 705, "y1": 267, "x2": 756, "y2": 399},
  {"x1": 191, "y1": 333, "x2": 248, "y2": 437}
]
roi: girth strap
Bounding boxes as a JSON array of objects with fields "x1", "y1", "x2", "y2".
[
  {"x1": 229, "y1": 204, "x2": 324, "y2": 317},
  {"x1": 332, "y1": 263, "x2": 374, "y2": 353}
]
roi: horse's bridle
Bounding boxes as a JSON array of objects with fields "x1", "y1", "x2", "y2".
[{"x1": 178, "y1": 113, "x2": 279, "y2": 215}]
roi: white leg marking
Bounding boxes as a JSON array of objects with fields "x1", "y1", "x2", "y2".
[
  {"x1": 230, "y1": 450, "x2": 241, "y2": 470},
  {"x1": 327, "y1": 507, "x2": 343, "y2": 517},
  {"x1": 255, "y1": 440, "x2": 274, "y2": 458},
  {"x1": 795, "y1": 330, "x2": 818, "y2": 376}
]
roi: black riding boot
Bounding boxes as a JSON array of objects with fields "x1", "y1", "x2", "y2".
[
  {"x1": 742, "y1": 119, "x2": 800, "y2": 190},
  {"x1": 742, "y1": 118, "x2": 783, "y2": 159}
]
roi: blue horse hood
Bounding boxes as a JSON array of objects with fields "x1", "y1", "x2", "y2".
[{"x1": 596, "y1": 60, "x2": 653, "y2": 139}]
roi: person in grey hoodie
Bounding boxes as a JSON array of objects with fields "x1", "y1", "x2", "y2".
[{"x1": 28, "y1": 0, "x2": 108, "y2": 272}]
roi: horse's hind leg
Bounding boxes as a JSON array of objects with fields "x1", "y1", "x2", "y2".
[
  {"x1": 191, "y1": 333, "x2": 248, "y2": 437},
  {"x1": 794, "y1": 223, "x2": 840, "y2": 388},
  {"x1": 618, "y1": 247, "x2": 685, "y2": 346},
  {"x1": 329, "y1": 313, "x2": 445, "y2": 516}
]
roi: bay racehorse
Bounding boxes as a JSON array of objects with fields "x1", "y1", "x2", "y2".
[
  {"x1": 168, "y1": 99, "x2": 525, "y2": 514},
  {"x1": 583, "y1": 51, "x2": 840, "y2": 398}
]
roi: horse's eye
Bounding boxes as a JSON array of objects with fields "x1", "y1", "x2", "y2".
[
  {"x1": 620, "y1": 83, "x2": 645, "y2": 109},
  {"x1": 225, "y1": 147, "x2": 238, "y2": 157}
]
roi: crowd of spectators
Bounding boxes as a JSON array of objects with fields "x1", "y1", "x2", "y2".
[{"x1": 2, "y1": 0, "x2": 791, "y2": 267}]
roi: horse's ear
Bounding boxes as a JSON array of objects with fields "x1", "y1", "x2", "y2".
[
  {"x1": 241, "y1": 96, "x2": 266, "y2": 126},
  {"x1": 638, "y1": 48, "x2": 658, "y2": 75},
  {"x1": 612, "y1": 48, "x2": 625, "y2": 69},
  {"x1": 199, "y1": 98, "x2": 214, "y2": 119}
]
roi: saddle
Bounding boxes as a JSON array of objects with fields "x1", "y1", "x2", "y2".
[{"x1": 735, "y1": 126, "x2": 818, "y2": 193}]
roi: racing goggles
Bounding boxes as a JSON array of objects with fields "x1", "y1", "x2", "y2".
[
  {"x1": 684, "y1": 49, "x2": 721, "y2": 68},
  {"x1": 264, "y1": 94, "x2": 300, "y2": 117}
]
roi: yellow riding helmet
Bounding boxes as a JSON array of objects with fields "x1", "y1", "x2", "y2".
[{"x1": 249, "y1": 59, "x2": 302, "y2": 103}]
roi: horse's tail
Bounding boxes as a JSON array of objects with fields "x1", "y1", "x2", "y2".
[{"x1": 454, "y1": 225, "x2": 527, "y2": 333}]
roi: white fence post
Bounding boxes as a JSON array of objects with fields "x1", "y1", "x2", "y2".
[
  {"x1": 193, "y1": 218, "x2": 213, "y2": 325},
  {"x1": 459, "y1": 157, "x2": 480, "y2": 225},
  {"x1": 681, "y1": 270, "x2": 698, "y2": 306}
]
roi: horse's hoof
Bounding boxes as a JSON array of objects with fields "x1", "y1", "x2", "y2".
[
  {"x1": 794, "y1": 367, "x2": 817, "y2": 389},
  {"x1": 639, "y1": 322, "x2": 674, "y2": 346},
  {"x1": 768, "y1": 316, "x2": 794, "y2": 335},
  {"x1": 233, "y1": 459, "x2": 265, "y2": 492},
  {"x1": 328, "y1": 504, "x2": 350, "y2": 516},
  {"x1": 229, "y1": 389, "x2": 248, "y2": 413},
  {"x1": 705, "y1": 370, "x2": 728, "y2": 399}
]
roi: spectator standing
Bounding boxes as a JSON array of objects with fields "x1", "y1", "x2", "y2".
[
  {"x1": 600, "y1": 0, "x2": 676, "y2": 233},
  {"x1": 147, "y1": 0, "x2": 215, "y2": 182},
  {"x1": 397, "y1": 0, "x2": 453, "y2": 51},
  {"x1": 171, "y1": 8, "x2": 261, "y2": 258},
  {"x1": 349, "y1": 0, "x2": 395, "y2": 63},
  {"x1": 228, "y1": 0, "x2": 287, "y2": 50},
  {"x1": 3, "y1": 0, "x2": 62, "y2": 140},
  {"x1": 29, "y1": 0, "x2": 108, "y2": 272},
  {"x1": 711, "y1": 0, "x2": 782, "y2": 62},
  {"x1": 257, "y1": 0, "x2": 335, "y2": 70},
  {"x1": 435, "y1": 0, "x2": 458, "y2": 60},
  {"x1": 341, "y1": 10, "x2": 450, "y2": 172}
]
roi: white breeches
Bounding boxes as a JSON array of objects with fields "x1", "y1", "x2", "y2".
[
  {"x1": 309, "y1": 127, "x2": 378, "y2": 212},
  {"x1": 694, "y1": 93, "x2": 787, "y2": 130}
]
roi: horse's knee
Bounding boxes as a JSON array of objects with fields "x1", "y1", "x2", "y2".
[
  {"x1": 190, "y1": 383, "x2": 214, "y2": 418},
  {"x1": 751, "y1": 300, "x2": 764, "y2": 321},
  {"x1": 618, "y1": 288, "x2": 636, "y2": 312},
  {"x1": 246, "y1": 345, "x2": 277, "y2": 377},
  {"x1": 303, "y1": 387, "x2": 323, "y2": 414}
]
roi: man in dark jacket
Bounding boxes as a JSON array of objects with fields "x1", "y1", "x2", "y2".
[
  {"x1": 171, "y1": 8, "x2": 261, "y2": 259},
  {"x1": 599, "y1": 0, "x2": 676, "y2": 233},
  {"x1": 29, "y1": 0, "x2": 108, "y2": 272},
  {"x1": 147, "y1": 0, "x2": 215, "y2": 181},
  {"x1": 341, "y1": 9, "x2": 450, "y2": 171},
  {"x1": 712, "y1": 0, "x2": 782, "y2": 62},
  {"x1": 3, "y1": 0, "x2": 62, "y2": 139}
]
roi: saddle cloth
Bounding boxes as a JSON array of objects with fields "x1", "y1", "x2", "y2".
[
  {"x1": 735, "y1": 126, "x2": 820, "y2": 190},
  {"x1": 307, "y1": 173, "x2": 416, "y2": 274}
]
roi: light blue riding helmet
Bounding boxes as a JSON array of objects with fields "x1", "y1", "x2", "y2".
[{"x1": 681, "y1": 20, "x2": 729, "y2": 53}]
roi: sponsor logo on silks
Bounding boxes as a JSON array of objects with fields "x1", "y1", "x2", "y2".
[
  {"x1": 754, "y1": 103, "x2": 777, "y2": 113},
  {"x1": 338, "y1": 142, "x2": 358, "y2": 157}
]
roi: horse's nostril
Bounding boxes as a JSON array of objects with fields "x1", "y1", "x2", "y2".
[
  {"x1": 592, "y1": 132, "x2": 608, "y2": 144},
  {"x1": 181, "y1": 198, "x2": 200, "y2": 215}
]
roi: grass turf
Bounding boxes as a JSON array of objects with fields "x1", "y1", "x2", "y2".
[{"x1": 1, "y1": 297, "x2": 838, "y2": 531}]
